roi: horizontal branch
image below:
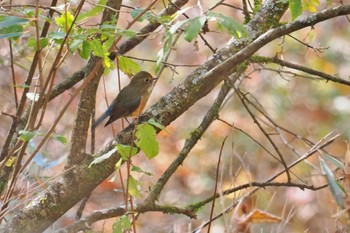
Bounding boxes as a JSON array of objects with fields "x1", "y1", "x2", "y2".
[
  {"x1": 251, "y1": 55, "x2": 350, "y2": 86},
  {"x1": 56, "y1": 208, "x2": 126, "y2": 233}
]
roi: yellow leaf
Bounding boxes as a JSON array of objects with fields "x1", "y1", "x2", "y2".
[
  {"x1": 5, "y1": 156, "x2": 16, "y2": 167},
  {"x1": 303, "y1": 0, "x2": 320, "y2": 13}
]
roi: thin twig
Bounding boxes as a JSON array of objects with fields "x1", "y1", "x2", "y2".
[
  {"x1": 8, "y1": 40, "x2": 18, "y2": 108},
  {"x1": 236, "y1": 90, "x2": 292, "y2": 182},
  {"x1": 207, "y1": 136, "x2": 228, "y2": 233},
  {"x1": 192, "y1": 133, "x2": 339, "y2": 232}
]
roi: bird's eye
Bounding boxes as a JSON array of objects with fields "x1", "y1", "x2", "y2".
[{"x1": 145, "y1": 78, "x2": 150, "y2": 82}]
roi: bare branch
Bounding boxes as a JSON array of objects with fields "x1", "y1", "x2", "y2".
[{"x1": 251, "y1": 55, "x2": 350, "y2": 86}]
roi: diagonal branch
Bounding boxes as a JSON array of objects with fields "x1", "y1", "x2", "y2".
[{"x1": 3, "y1": 3, "x2": 350, "y2": 233}]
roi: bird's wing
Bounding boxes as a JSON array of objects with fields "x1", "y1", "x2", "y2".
[{"x1": 105, "y1": 95, "x2": 141, "y2": 126}]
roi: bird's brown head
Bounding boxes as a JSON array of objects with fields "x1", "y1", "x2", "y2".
[{"x1": 129, "y1": 71, "x2": 156, "y2": 92}]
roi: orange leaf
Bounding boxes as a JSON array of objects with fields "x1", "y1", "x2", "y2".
[{"x1": 240, "y1": 209, "x2": 282, "y2": 224}]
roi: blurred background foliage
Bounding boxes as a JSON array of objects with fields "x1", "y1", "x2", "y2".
[{"x1": 1, "y1": 0, "x2": 350, "y2": 232}]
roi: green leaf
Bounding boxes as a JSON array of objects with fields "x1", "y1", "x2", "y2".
[
  {"x1": 289, "y1": 0, "x2": 303, "y2": 20},
  {"x1": 184, "y1": 15, "x2": 207, "y2": 42},
  {"x1": 148, "y1": 118, "x2": 169, "y2": 132},
  {"x1": 54, "y1": 135, "x2": 68, "y2": 145},
  {"x1": 115, "y1": 28, "x2": 137, "y2": 38},
  {"x1": 118, "y1": 56, "x2": 141, "y2": 76},
  {"x1": 135, "y1": 123, "x2": 159, "y2": 159},
  {"x1": 130, "y1": 8, "x2": 155, "y2": 22},
  {"x1": 0, "y1": 16, "x2": 28, "y2": 28},
  {"x1": 49, "y1": 31, "x2": 66, "y2": 42},
  {"x1": 9, "y1": 84, "x2": 30, "y2": 89},
  {"x1": 128, "y1": 175, "x2": 142, "y2": 198},
  {"x1": 169, "y1": 19, "x2": 188, "y2": 34},
  {"x1": 0, "y1": 16, "x2": 28, "y2": 39},
  {"x1": 90, "y1": 40, "x2": 105, "y2": 57},
  {"x1": 55, "y1": 11, "x2": 75, "y2": 31},
  {"x1": 116, "y1": 144, "x2": 138, "y2": 160},
  {"x1": 130, "y1": 8, "x2": 147, "y2": 22},
  {"x1": 113, "y1": 215, "x2": 131, "y2": 233},
  {"x1": 131, "y1": 165, "x2": 153, "y2": 176},
  {"x1": 89, "y1": 148, "x2": 117, "y2": 167},
  {"x1": 69, "y1": 38, "x2": 84, "y2": 53},
  {"x1": 115, "y1": 158, "x2": 123, "y2": 171},
  {"x1": 158, "y1": 15, "x2": 173, "y2": 24},
  {"x1": 319, "y1": 157, "x2": 345, "y2": 208},
  {"x1": 80, "y1": 40, "x2": 91, "y2": 59},
  {"x1": 28, "y1": 38, "x2": 49, "y2": 51},
  {"x1": 19, "y1": 130, "x2": 36, "y2": 142},
  {"x1": 0, "y1": 25, "x2": 23, "y2": 39},
  {"x1": 76, "y1": 0, "x2": 107, "y2": 22},
  {"x1": 39, "y1": 38, "x2": 49, "y2": 49},
  {"x1": 156, "y1": 32, "x2": 173, "y2": 73},
  {"x1": 206, "y1": 12, "x2": 247, "y2": 38},
  {"x1": 90, "y1": 40, "x2": 113, "y2": 68}
]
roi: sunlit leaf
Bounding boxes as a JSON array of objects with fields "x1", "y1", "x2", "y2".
[
  {"x1": 113, "y1": 215, "x2": 131, "y2": 233},
  {"x1": 89, "y1": 148, "x2": 117, "y2": 167},
  {"x1": 90, "y1": 40, "x2": 105, "y2": 57},
  {"x1": 118, "y1": 56, "x2": 141, "y2": 76},
  {"x1": 319, "y1": 157, "x2": 345, "y2": 208},
  {"x1": 19, "y1": 130, "x2": 36, "y2": 142},
  {"x1": 116, "y1": 144, "x2": 138, "y2": 160},
  {"x1": 303, "y1": 0, "x2": 320, "y2": 12},
  {"x1": 90, "y1": 39, "x2": 112, "y2": 68},
  {"x1": 135, "y1": 123, "x2": 159, "y2": 159},
  {"x1": 115, "y1": 158, "x2": 123, "y2": 171},
  {"x1": 128, "y1": 175, "x2": 142, "y2": 198},
  {"x1": 55, "y1": 11, "x2": 75, "y2": 31},
  {"x1": 289, "y1": 0, "x2": 302, "y2": 20},
  {"x1": 5, "y1": 156, "x2": 16, "y2": 167}
]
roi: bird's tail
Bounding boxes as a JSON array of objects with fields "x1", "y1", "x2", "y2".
[{"x1": 92, "y1": 110, "x2": 109, "y2": 129}]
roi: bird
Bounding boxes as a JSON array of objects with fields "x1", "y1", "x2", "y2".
[{"x1": 92, "y1": 71, "x2": 156, "y2": 128}]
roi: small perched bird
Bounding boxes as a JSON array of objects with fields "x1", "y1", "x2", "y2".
[{"x1": 93, "y1": 71, "x2": 156, "y2": 128}]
